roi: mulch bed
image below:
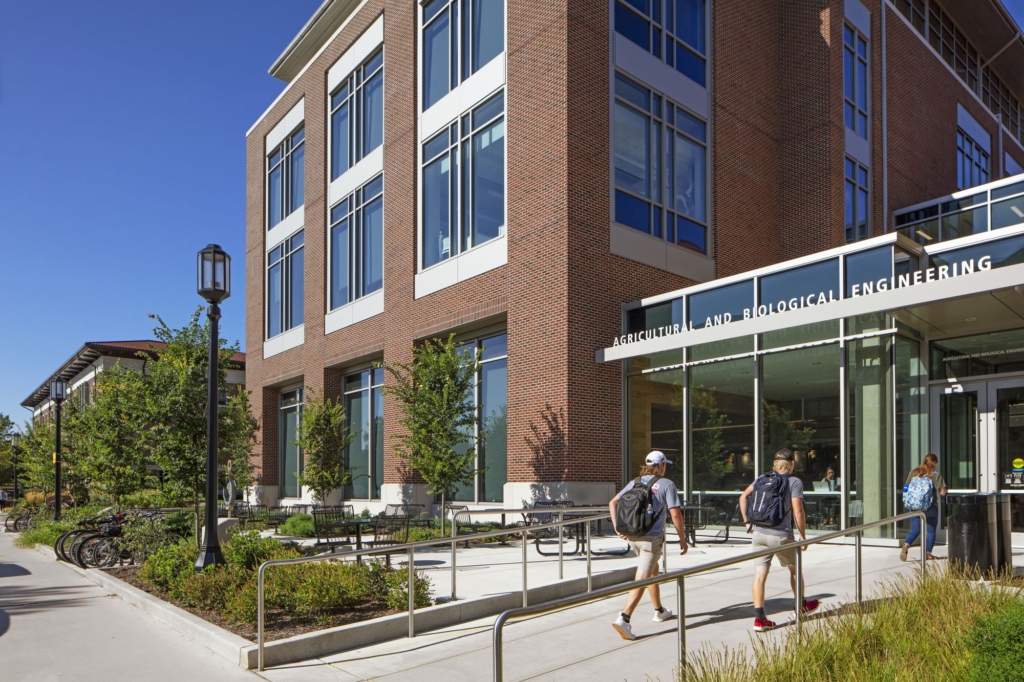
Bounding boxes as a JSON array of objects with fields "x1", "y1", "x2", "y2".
[{"x1": 105, "y1": 565, "x2": 401, "y2": 642}]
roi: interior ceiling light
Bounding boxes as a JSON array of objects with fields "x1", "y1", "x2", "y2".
[
  {"x1": 966, "y1": 317, "x2": 978, "y2": 321},
  {"x1": 915, "y1": 229, "x2": 934, "y2": 241},
  {"x1": 1012, "y1": 205, "x2": 1024, "y2": 219}
]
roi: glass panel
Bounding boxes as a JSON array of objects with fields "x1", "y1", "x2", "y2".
[
  {"x1": 423, "y1": 129, "x2": 449, "y2": 161},
  {"x1": 345, "y1": 387, "x2": 370, "y2": 499},
  {"x1": 615, "y1": 2, "x2": 650, "y2": 50},
  {"x1": 996, "y1": 387, "x2": 1024, "y2": 489},
  {"x1": 758, "y1": 260, "x2": 840, "y2": 347},
  {"x1": 687, "y1": 280, "x2": 753, "y2": 329},
  {"x1": 471, "y1": 119, "x2": 505, "y2": 245},
  {"x1": 675, "y1": 215, "x2": 706, "y2": 253},
  {"x1": 627, "y1": 300, "x2": 681, "y2": 334},
  {"x1": 471, "y1": 0, "x2": 504, "y2": 73},
  {"x1": 480, "y1": 358, "x2": 507, "y2": 502},
  {"x1": 289, "y1": 141, "x2": 304, "y2": 213},
  {"x1": 931, "y1": 233, "x2": 1024, "y2": 271},
  {"x1": 362, "y1": 196, "x2": 383, "y2": 295},
  {"x1": 896, "y1": 336, "x2": 927, "y2": 538},
  {"x1": 690, "y1": 357, "x2": 755, "y2": 493},
  {"x1": 674, "y1": 0, "x2": 704, "y2": 53},
  {"x1": 761, "y1": 344, "x2": 841, "y2": 533},
  {"x1": 268, "y1": 165, "x2": 282, "y2": 228},
  {"x1": 330, "y1": 218, "x2": 350, "y2": 309},
  {"x1": 614, "y1": 103, "x2": 650, "y2": 197},
  {"x1": 930, "y1": 329, "x2": 1024, "y2": 380},
  {"x1": 281, "y1": 406, "x2": 301, "y2": 498},
  {"x1": 991, "y1": 195, "x2": 1024, "y2": 231},
  {"x1": 372, "y1": 386, "x2": 384, "y2": 498},
  {"x1": 847, "y1": 336, "x2": 893, "y2": 537},
  {"x1": 615, "y1": 75, "x2": 650, "y2": 111},
  {"x1": 846, "y1": 246, "x2": 893, "y2": 334},
  {"x1": 481, "y1": 333, "x2": 508, "y2": 361},
  {"x1": 423, "y1": 156, "x2": 451, "y2": 267},
  {"x1": 674, "y1": 133, "x2": 706, "y2": 222},
  {"x1": 896, "y1": 219, "x2": 939, "y2": 245},
  {"x1": 363, "y1": 70, "x2": 384, "y2": 155},
  {"x1": 628, "y1": 369, "x2": 685, "y2": 485},
  {"x1": 675, "y1": 43, "x2": 705, "y2": 86},
  {"x1": 689, "y1": 335, "x2": 754, "y2": 362},
  {"x1": 941, "y1": 207, "x2": 987, "y2": 240},
  {"x1": 760, "y1": 322, "x2": 840, "y2": 351},
  {"x1": 331, "y1": 101, "x2": 350, "y2": 180},
  {"x1": 268, "y1": 262, "x2": 282, "y2": 338},
  {"x1": 629, "y1": 350, "x2": 685, "y2": 372},
  {"x1": 940, "y1": 391, "x2": 978, "y2": 490},
  {"x1": 423, "y1": 10, "x2": 450, "y2": 109},
  {"x1": 473, "y1": 92, "x2": 505, "y2": 128},
  {"x1": 992, "y1": 180, "x2": 1024, "y2": 200},
  {"x1": 288, "y1": 247, "x2": 304, "y2": 329},
  {"x1": 615, "y1": 190, "x2": 650, "y2": 233},
  {"x1": 673, "y1": 107, "x2": 705, "y2": 142}
]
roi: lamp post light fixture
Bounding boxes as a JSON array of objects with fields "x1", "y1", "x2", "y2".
[
  {"x1": 10, "y1": 432, "x2": 21, "y2": 502},
  {"x1": 195, "y1": 244, "x2": 231, "y2": 571},
  {"x1": 49, "y1": 377, "x2": 68, "y2": 521}
]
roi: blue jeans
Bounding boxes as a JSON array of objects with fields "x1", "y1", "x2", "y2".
[{"x1": 904, "y1": 506, "x2": 939, "y2": 552}]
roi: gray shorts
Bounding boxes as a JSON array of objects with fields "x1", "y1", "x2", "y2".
[
  {"x1": 751, "y1": 531, "x2": 797, "y2": 568},
  {"x1": 628, "y1": 536, "x2": 665, "y2": 575}
]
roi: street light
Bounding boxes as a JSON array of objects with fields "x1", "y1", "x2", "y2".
[
  {"x1": 195, "y1": 244, "x2": 230, "y2": 571},
  {"x1": 49, "y1": 377, "x2": 68, "y2": 521},
  {"x1": 10, "y1": 432, "x2": 21, "y2": 503}
]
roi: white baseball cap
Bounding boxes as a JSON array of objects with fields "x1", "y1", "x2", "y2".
[{"x1": 646, "y1": 451, "x2": 673, "y2": 466}]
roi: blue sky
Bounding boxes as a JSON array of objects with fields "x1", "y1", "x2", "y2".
[
  {"x1": 0, "y1": 1, "x2": 319, "y2": 426},
  {"x1": 2, "y1": 1, "x2": 1024, "y2": 427}
]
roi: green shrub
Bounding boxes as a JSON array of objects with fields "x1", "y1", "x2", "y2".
[
  {"x1": 118, "y1": 489, "x2": 163, "y2": 509},
  {"x1": 139, "y1": 541, "x2": 198, "y2": 593},
  {"x1": 222, "y1": 530, "x2": 301, "y2": 571},
  {"x1": 966, "y1": 597, "x2": 1024, "y2": 682},
  {"x1": 176, "y1": 566, "x2": 248, "y2": 612},
  {"x1": 279, "y1": 513, "x2": 316, "y2": 538},
  {"x1": 367, "y1": 560, "x2": 432, "y2": 610},
  {"x1": 116, "y1": 511, "x2": 182, "y2": 562}
]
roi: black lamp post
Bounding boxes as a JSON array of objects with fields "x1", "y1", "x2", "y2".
[
  {"x1": 50, "y1": 377, "x2": 68, "y2": 521},
  {"x1": 10, "y1": 432, "x2": 21, "y2": 502},
  {"x1": 195, "y1": 244, "x2": 231, "y2": 571}
]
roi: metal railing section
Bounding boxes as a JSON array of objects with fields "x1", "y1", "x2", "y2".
[
  {"x1": 491, "y1": 511, "x2": 928, "y2": 682},
  {"x1": 256, "y1": 507, "x2": 615, "y2": 671}
]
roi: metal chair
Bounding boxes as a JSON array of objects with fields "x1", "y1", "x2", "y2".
[
  {"x1": 370, "y1": 514, "x2": 411, "y2": 565},
  {"x1": 312, "y1": 509, "x2": 352, "y2": 549}
]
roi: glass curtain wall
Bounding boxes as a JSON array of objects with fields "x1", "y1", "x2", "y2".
[
  {"x1": 452, "y1": 333, "x2": 508, "y2": 502},
  {"x1": 279, "y1": 388, "x2": 304, "y2": 499},
  {"x1": 344, "y1": 369, "x2": 384, "y2": 500},
  {"x1": 690, "y1": 358, "x2": 755, "y2": 493}
]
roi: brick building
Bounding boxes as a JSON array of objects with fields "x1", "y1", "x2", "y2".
[{"x1": 245, "y1": 0, "x2": 1024, "y2": 524}]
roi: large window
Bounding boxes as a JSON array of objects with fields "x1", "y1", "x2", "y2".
[
  {"x1": 845, "y1": 158, "x2": 869, "y2": 242},
  {"x1": 267, "y1": 127, "x2": 305, "y2": 229},
  {"x1": 422, "y1": 0, "x2": 505, "y2": 110},
  {"x1": 843, "y1": 24, "x2": 868, "y2": 139},
  {"x1": 330, "y1": 50, "x2": 383, "y2": 181},
  {"x1": 421, "y1": 91, "x2": 505, "y2": 269},
  {"x1": 614, "y1": 74, "x2": 708, "y2": 253},
  {"x1": 453, "y1": 333, "x2": 508, "y2": 503},
  {"x1": 344, "y1": 368, "x2": 384, "y2": 500},
  {"x1": 267, "y1": 231, "x2": 304, "y2": 338},
  {"x1": 280, "y1": 387, "x2": 303, "y2": 499},
  {"x1": 614, "y1": 0, "x2": 706, "y2": 86},
  {"x1": 957, "y1": 129, "x2": 989, "y2": 190},
  {"x1": 330, "y1": 175, "x2": 383, "y2": 309}
]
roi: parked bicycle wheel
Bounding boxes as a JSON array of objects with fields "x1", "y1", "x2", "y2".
[
  {"x1": 14, "y1": 511, "x2": 31, "y2": 532},
  {"x1": 72, "y1": 533, "x2": 102, "y2": 568},
  {"x1": 56, "y1": 529, "x2": 93, "y2": 562},
  {"x1": 90, "y1": 536, "x2": 122, "y2": 568}
]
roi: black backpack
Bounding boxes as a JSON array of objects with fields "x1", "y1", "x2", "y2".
[
  {"x1": 747, "y1": 472, "x2": 791, "y2": 529},
  {"x1": 616, "y1": 475, "x2": 661, "y2": 540}
]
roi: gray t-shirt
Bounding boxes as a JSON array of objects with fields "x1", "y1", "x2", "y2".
[
  {"x1": 755, "y1": 476, "x2": 804, "y2": 538},
  {"x1": 616, "y1": 475, "x2": 682, "y2": 539}
]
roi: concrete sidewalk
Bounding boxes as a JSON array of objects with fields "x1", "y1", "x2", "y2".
[{"x1": 0, "y1": 530, "x2": 260, "y2": 682}]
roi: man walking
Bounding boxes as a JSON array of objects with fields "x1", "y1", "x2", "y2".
[
  {"x1": 608, "y1": 451, "x2": 687, "y2": 640},
  {"x1": 738, "y1": 448, "x2": 819, "y2": 632}
]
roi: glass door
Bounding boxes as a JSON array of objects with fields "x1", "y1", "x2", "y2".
[
  {"x1": 990, "y1": 381, "x2": 1024, "y2": 493},
  {"x1": 930, "y1": 383, "x2": 983, "y2": 492}
]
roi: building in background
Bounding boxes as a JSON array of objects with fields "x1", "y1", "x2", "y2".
[{"x1": 244, "y1": 0, "x2": 1024, "y2": 531}]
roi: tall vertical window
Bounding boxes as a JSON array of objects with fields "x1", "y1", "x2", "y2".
[
  {"x1": 845, "y1": 159, "x2": 869, "y2": 242},
  {"x1": 614, "y1": 0, "x2": 706, "y2": 87},
  {"x1": 330, "y1": 175, "x2": 383, "y2": 310},
  {"x1": 267, "y1": 231, "x2": 304, "y2": 338},
  {"x1": 422, "y1": 0, "x2": 505, "y2": 110},
  {"x1": 267, "y1": 128, "x2": 305, "y2": 229},
  {"x1": 421, "y1": 91, "x2": 505, "y2": 269},
  {"x1": 453, "y1": 333, "x2": 508, "y2": 503},
  {"x1": 843, "y1": 24, "x2": 868, "y2": 139},
  {"x1": 344, "y1": 368, "x2": 384, "y2": 500},
  {"x1": 957, "y1": 129, "x2": 990, "y2": 190},
  {"x1": 330, "y1": 50, "x2": 384, "y2": 181},
  {"x1": 614, "y1": 74, "x2": 708, "y2": 253},
  {"x1": 280, "y1": 387, "x2": 304, "y2": 499}
]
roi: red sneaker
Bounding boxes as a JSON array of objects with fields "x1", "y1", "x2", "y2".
[
  {"x1": 800, "y1": 599, "x2": 820, "y2": 615},
  {"x1": 753, "y1": 617, "x2": 777, "y2": 632}
]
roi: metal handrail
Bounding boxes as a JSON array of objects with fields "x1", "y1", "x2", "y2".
[
  {"x1": 492, "y1": 511, "x2": 928, "y2": 681},
  {"x1": 256, "y1": 508, "x2": 617, "y2": 671}
]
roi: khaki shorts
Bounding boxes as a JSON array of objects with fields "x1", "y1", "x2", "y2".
[
  {"x1": 628, "y1": 536, "x2": 665, "y2": 575},
  {"x1": 751, "y1": 531, "x2": 797, "y2": 568}
]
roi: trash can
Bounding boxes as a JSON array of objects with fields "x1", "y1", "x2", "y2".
[{"x1": 945, "y1": 493, "x2": 1012, "y2": 576}]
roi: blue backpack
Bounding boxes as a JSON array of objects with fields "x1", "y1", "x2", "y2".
[
  {"x1": 903, "y1": 475, "x2": 934, "y2": 511},
  {"x1": 747, "y1": 472, "x2": 791, "y2": 529}
]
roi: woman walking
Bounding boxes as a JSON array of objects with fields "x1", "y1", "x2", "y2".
[{"x1": 900, "y1": 453, "x2": 946, "y2": 561}]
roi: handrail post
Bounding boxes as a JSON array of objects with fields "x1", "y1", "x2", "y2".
[
  {"x1": 585, "y1": 518, "x2": 592, "y2": 592},
  {"x1": 522, "y1": 529, "x2": 529, "y2": 607},
  {"x1": 257, "y1": 563, "x2": 266, "y2": 671},
  {"x1": 919, "y1": 511, "x2": 927, "y2": 583},
  {"x1": 676, "y1": 576, "x2": 686, "y2": 674},
  {"x1": 854, "y1": 531, "x2": 863, "y2": 607},
  {"x1": 794, "y1": 546, "x2": 803, "y2": 634},
  {"x1": 451, "y1": 510, "x2": 458, "y2": 602},
  {"x1": 408, "y1": 546, "x2": 415, "y2": 638},
  {"x1": 493, "y1": 615, "x2": 505, "y2": 682},
  {"x1": 558, "y1": 510, "x2": 564, "y2": 580}
]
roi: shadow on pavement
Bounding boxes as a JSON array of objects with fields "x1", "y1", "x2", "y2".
[{"x1": 0, "y1": 563, "x2": 31, "y2": 578}]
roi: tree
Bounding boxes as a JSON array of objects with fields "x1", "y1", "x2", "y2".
[
  {"x1": 294, "y1": 389, "x2": 354, "y2": 506},
  {"x1": 20, "y1": 419, "x2": 55, "y2": 500},
  {"x1": 81, "y1": 364, "x2": 153, "y2": 507},
  {"x1": 145, "y1": 309, "x2": 241, "y2": 545},
  {"x1": 0, "y1": 413, "x2": 15, "y2": 487},
  {"x1": 762, "y1": 401, "x2": 815, "y2": 464},
  {"x1": 219, "y1": 389, "x2": 260, "y2": 505},
  {"x1": 379, "y1": 334, "x2": 480, "y2": 532},
  {"x1": 58, "y1": 396, "x2": 93, "y2": 505},
  {"x1": 688, "y1": 387, "x2": 731, "y2": 491}
]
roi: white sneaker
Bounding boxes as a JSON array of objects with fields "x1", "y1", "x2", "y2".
[
  {"x1": 612, "y1": 614, "x2": 636, "y2": 640},
  {"x1": 653, "y1": 607, "x2": 675, "y2": 623}
]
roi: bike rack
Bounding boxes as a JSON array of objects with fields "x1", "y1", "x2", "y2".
[{"x1": 491, "y1": 511, "x2": 928, "y2": 682}]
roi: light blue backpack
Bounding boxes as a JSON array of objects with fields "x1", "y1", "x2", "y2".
[{"x1": 903, "y1": 475, "x2": 934, "y2": 511}]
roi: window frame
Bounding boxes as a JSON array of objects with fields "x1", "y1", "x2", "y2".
[
  {"x1": 420, "y1": 0, "x2": 506, "y2": 112},
  {"x1": 266, "y1": 230, "x2": 305, "y2": 340},
  {"x1": 279, "y1": 385, "x2": 304, "y2": 500},
  {"x1": 329, "y1": 48, "x2": 384, "y2": 182},
  {"x1": 342, "y1": 367, "x2": 385, "y2": 500},
  {"x1": 845, "y1": 158, "x2": 870, "y2": 243},
  {"x1": 266, "y1": 127, "x2": 305, "y2": 230},
  {"x1": 329, "y1": 174, "x2": 384, "y2": 311},
  {"x1": 613, "y1": 0, "x2": 708, "y2": 87},
  {"x1": 843, "y1": 23, "x2": 869, "y2": 140},
  {"x1": 957, "y1": 128, "x2": 990, "y2": 190}
]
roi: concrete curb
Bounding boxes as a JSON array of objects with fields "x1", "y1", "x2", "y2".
[{"x1": 29, "y1": 543, "x2": 637, "y2": 670}]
